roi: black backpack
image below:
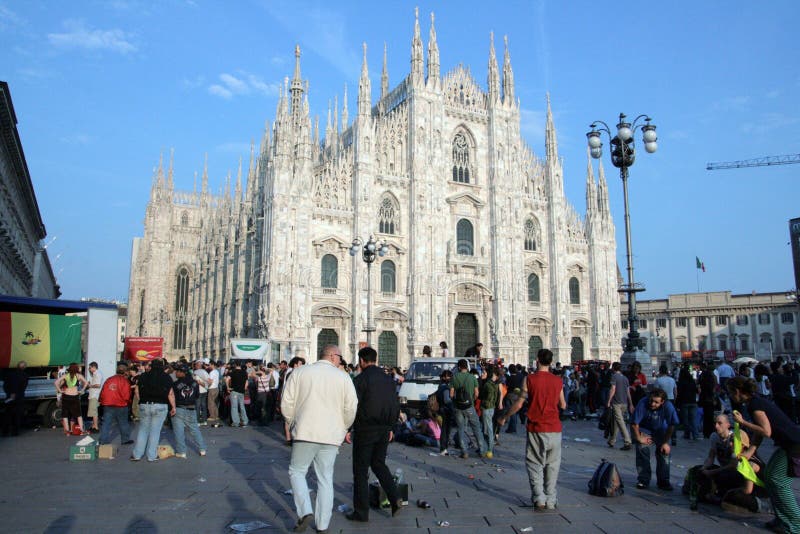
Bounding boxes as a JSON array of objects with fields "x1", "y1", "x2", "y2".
[
  {"x1": 588, "y1": 460, "x2": 624, "y2": 497},
  {"x1": 454, "y1": 385, "x2": 472, "y2": 410}
]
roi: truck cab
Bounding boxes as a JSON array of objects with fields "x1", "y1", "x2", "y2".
[{"x1": 397, "y1": 357, "x2": 476, "y2": 417}]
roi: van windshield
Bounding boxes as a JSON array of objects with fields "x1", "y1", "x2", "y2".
[{"x1": 405, "y1": 361, "x2": 457, "y2": 381}]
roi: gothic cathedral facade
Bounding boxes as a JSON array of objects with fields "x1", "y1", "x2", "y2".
[{"x1": 128, "y1": 11, "x2": 622, "y2": 368}]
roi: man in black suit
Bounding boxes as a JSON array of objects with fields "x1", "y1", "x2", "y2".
[{"x1": 345, "y1": 346, "x2": 401, "y2": 522}]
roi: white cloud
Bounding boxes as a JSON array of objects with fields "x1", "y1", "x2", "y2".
[
  {"x1": 266, "y1": 3, "x2": 360, "y2": 80},
  {"x1": 766, "y1": 89, "x2": 781, "y2": 99},
  {"x1": 216, "y1": 141, "x2": 251, "y2": 154},
  {"x1": 0, "y1": 4, "x2": 25, "y2": 30},
  {"x1": 207, "y1": 71, "x2": 279, "y2": 100},
  {"x1": 740, "y1": 113, "x2": 800, "y2": 136},
  {"x1": 519, "y1": 108, "x2": 546, "y2": 146},
  {"x1": 48, "y1": 19, "x2": 137, "y2": 54},
  {"x1": 60, "y1": 133, "x2": 92, "y2": 145}
]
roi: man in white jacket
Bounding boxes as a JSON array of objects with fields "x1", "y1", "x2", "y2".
[{"x1": 281, "y1": 345, "x2": 358, "y2": 533}]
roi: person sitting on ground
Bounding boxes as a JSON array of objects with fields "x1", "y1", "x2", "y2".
[
  {"x1": 409, "y1": 408, "x2": 440, "y2": 448},
  {"x1": 694, "y1": 413, "x2": 761, "y2": 507}
]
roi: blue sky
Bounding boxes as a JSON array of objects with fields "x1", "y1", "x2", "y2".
[{"x1": 2, "y1": 1, "x2": 799, "y2": 302}]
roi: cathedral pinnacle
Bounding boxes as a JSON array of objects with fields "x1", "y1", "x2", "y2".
[
  {"x1": 201, "y1": 153, "x2": 208, "y2": 195},
  {"x1": 488, "y1": 31, "x2": 500, "y2": 102},
  {"x1": 545, "y1": 93, "x2": 558, "y2": 161},
  {"x1": 381, "y1": 42, "x2": 389, "y2": 99},
  {"x1": 290, "y1": 45, "x2": 304, "y2": 119},
  {"x1": 341, "y1": 84, "x2": 349, "y2": 130},
  {"x1": 359, "y1": 42, "x2": 372, "y2": 116},
  {"x1": 167, "y1": 148, "x2": 174, "y2": 190},
  {"x1": 586, "y1": 147, "x2": 596, "y2": 215},
  {"x1": 597, "y1": 159, "x2": 610, "y2": 214},
  {"x1": 427, "y1": 12, "x2": 440, "y2": 85},
  {"x1": 411, "y1": 7, "x2": 424, "y2": 84},
  {"x1": 235, "y1": 156, "x2": 242, "y2": 201},
  {"x1": 502, "y1": 35, "x2": 515, "y2": 105}
]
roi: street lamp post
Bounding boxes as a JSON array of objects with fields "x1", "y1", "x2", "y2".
[
  {"x1": 587, "y1": 113, "x2": 658, "y2": 370},
  {"x1": 350, "y1": 235, "x2": 389, "y2": 347}
]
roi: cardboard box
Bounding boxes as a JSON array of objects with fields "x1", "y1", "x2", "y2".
[
  {"x1": 69, "y1": 445, "x2": 97, "y2": 462},
  {"x1": 369, "y1": 481, "x2": 409, "y2": 508},
  {"x1": 98, "y1": 444, "x2": 117, "y2": 459}
]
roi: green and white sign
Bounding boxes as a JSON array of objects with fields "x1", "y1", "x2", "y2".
[{"x1": 230, "y1": 338, "x2": 269, "y2": 360}]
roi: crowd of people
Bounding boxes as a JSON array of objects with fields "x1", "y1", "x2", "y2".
[{"x1": 3, "y1": 345, "x2": 799, "y2": 533}]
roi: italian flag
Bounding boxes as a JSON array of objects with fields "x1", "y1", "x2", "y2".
[
  {"x1": 696, "y1": 256, "x2": 706, "y2": 272},
  {"x1": 0, "y1": 312, "x2": 83, "y2": 368}
]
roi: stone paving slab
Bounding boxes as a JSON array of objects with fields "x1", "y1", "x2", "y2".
[{"x1": 1, "y1": 419, "x2": 796, "y2": 532}]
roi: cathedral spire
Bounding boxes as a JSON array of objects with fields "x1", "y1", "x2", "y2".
[
  {"x1": 201, "y1": 153, "x2": 209, "y2": 195},
  {"x1": 597, "y1": 158, "x2": 610, "y2": 215},
  {"x1": 341, "y1": 83, "x2": 348, "y2": 130},
  {"x1": 246, "y1": 141, "x2": 255, "y2": 200},
  {"x1": 502, "y1": 35, "x2": 515, "y2": 105},
  {"x1": 427, "y1": 12, "x2": 440, "y2": 85},
  {"x1": 334, "y1": 94, "x2": 339, "y2": 134},
  {"x1": 586, "y1": 148, "x2": 597, "y2": 216},
  {"x1": 487, "y1": 32, "x2": 500, "y2": 102},
  {"x1": 167, "y1": 148, "x2": 174, "y2": 190},
  {"x1": 545, "y1": 93, "x2": 559, "y2": 161},
  {"x1": 381, "y1": 42, "x2": 389, "y2": 99},
  {"x1": 410, "y1": 7, "x2": 424, "y2": 84},
  {"x1": 235, "y1": 156, "x2": 243, "y2": 201},
  {"x1": 325, "y1": 99, "x2": 332, "y2": 147},
  {"x1": 358, "y1": 42, "x2": 372, "y2": 117},
  {"x1": 156, "y1": 150, "x2": 165, "y2": 188},
  {"x1": 290, "y1": 45, "x2": 304, "y2": 120}
]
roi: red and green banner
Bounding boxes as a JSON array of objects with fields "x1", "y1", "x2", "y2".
[
  {"x1": 0, "y1": 312, "x2": 83, "y2": 367},
  {"x1": 123, "y1": 337, "x2": 163, "y2": 362}
]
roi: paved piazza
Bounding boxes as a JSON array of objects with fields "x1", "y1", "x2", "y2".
[{"x1": 1, "y1": 419, "x2": 791, "y2": 532}]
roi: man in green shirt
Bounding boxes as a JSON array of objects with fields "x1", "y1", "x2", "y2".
[{"x1": 450, "y1": 359, "x2": 488, "y2": 459}]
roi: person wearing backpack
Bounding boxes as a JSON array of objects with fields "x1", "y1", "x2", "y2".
[
  {"x1": 436, "y1": 370, "x2": 455, "y2": 455},
  {"x1": 171, "y1": 365, "x2": 207, "y2": 458},
  {"x1": 498, "y1": 349, "x2": 566, "y2": 510},
  {"x1": 450, "y1": 359, "x2": 488, "y2": 459}
]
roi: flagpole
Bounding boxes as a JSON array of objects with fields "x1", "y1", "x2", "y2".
[{"x1": 696, "y1": 268, "x2": 700, "y2": 293}]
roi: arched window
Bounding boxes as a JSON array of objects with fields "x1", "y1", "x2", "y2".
[
  {"x1": 181, "y1": 211, "x2": 189, "y2": 227},
  {"x1": 378, "y1": 331, "x2": 398, "y2": 368},
  {"x1": 317, "y1": 329, "x2": 339, "y2": 358},
  {"x1": 381, "y1": 260, "x2": 396, "y2": 294},
  {"x1": 528, "y1": 335, "x2": 543, "y2": 368},
  {"x1": 378, "y1": 196, "x2": 398, "y2": 235},
  {"x1": 527, "y1": 273, "x2": 540, "y2": 303},
  {"x1": 173, "y1": 267, "x2": 190, "y2": 350},
  {"x1": 321, "y1": 254, "x2": 338, "y2": 289},
  {"x1": 452, "y1": 132, "x2": 471, "y2": 184},
  {"x1": 524, "y1": 219, "x2": 537, "y2": 251},
  {"x1": 456, "y1": 219, "x2": 474, "y2": 256},
  {"x1": 569, "y1": 277, "x2": 580, "y2": 304},
  {"x1": 570, "y1": 337, "x2": 584, "y2": 362}
]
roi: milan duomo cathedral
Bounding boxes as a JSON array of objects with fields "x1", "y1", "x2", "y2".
[{"x1": 128, "y1": 10, "x2": 622, "y2": 368}]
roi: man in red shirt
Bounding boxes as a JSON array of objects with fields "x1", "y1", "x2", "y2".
[
  {"x1": 99, "y1": 361, "x2": 134, "y2": 445},
  {"x1": 499, "y1": 349, "x2": 566, "y2": 510}
]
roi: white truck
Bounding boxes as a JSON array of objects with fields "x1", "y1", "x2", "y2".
[
  {"x1": 0, "y1": 295, "x2": 120, "y2": 428},
  {"x1": 397, "y1": 357, "x2": 477, "y2": 417}
]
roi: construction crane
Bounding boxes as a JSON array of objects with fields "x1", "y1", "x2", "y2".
[{"x1": 706, "y1": 154, "x2": 800, "y2": 171}]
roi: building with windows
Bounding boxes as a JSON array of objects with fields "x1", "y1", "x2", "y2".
[
  {"x1": 0, "y1": 81, "x2": 60, "y2": 299},
  {"x1": 629, "y1": 291, "x2": 800, "y2": 362},
  {"x1": 127, "y1": 12, "x2": 622, "y2": 367}
]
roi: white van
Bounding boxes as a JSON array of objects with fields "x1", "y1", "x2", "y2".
[{"x1": 397, "y1": 357, "x2": 477, "y2": 417}]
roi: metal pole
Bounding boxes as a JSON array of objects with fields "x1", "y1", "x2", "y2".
[
  {"x1": 365, "y1": 259, "x2": 374, "y2": 346},
  {"x1": 621, "y1": 165, "x2": 640, "y2": 349}
]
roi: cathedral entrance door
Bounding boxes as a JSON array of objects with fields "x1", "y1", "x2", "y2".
[
  {"x1": 570, "y1": 336, "x2": 584, "y2": 363},
  {"x1": 317, "y1": 328, "x2": 339, "y2": 358},
  {"x1": 454, "y1": 313, "x2": 478, "y2": 359}
]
